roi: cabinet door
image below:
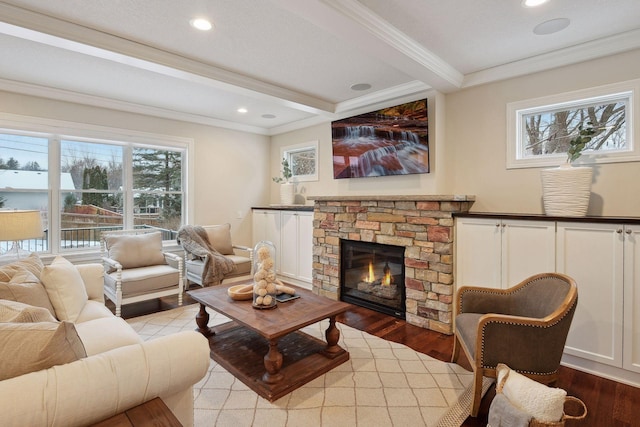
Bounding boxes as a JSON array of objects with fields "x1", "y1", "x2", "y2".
[
  {"x1": 252, "y1": 210, "x2": 281, "y2": 271},
  {"x1": 501, "y1": 220, "x2": 556, "y2": 288},
  {"x1": 455, "y1": 217, "x2": 502, "y2": 289},
  {"x1": 557, "y1": 222, "x2": 624, "y2": 367},
  {"x1": 624, "y1": 224, "x2": 640, "y2": 373},
  {"x1": 297, "y1": 212, "x2": 313, "y2": 285},
  {"x1": 280, "y1": 212, "x2": 298, "y2": 278}
]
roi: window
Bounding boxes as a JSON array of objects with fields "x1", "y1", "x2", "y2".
[
  {"x1": 281, "y1": 140, "x2": 318, "y2": 182},
  {"x1": 507, "y1": 80, "x2": 639, "y2": 169},
  {"x1": 0, "y1": 113, "x2": 191, "y2": 255}
]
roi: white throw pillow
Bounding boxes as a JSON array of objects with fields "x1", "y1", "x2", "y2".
[
  {"x1": 41, "y1": 256, "x2": 89, "y2": 322},
  {"x1": 496, "y1": 363, "x2": 567, "y2": 423}
]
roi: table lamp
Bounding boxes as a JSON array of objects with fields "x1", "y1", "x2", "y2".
[{"x1": 0, "y1": 210, "x2": 43, "y2": 259}]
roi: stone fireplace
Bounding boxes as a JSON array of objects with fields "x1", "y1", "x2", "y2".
[{"x1": 309, "y1": 195, "x2": 474, "y2": 334}]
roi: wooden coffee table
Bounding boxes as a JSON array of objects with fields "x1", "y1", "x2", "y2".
[{"x1": 188, "y1": 283, "x2": 350, "y2": 401}]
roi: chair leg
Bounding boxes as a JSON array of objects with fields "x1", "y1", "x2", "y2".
[
  {"x1": 451, "y1": 335, "x2": 460, "y2": 363},
  {"x1": 470, "y1": 369, "x2": 484, "y2": 417}
]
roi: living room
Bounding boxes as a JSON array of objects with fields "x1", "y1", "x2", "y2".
[{"x1": 1, "y1": 1, "x2": 640, "y2": 426}]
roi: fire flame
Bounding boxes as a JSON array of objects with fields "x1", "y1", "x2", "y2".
[{"x1": 364, "y1": 261, "x2": 393, "y2": 286}]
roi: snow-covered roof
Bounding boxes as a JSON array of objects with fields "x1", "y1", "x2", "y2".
[{"x1": 0, "y1": 170, "x2": 75, "y2": 190}]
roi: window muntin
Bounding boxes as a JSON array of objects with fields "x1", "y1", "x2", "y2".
[
  {"x1": 507, "y1": 80, "x2": 639, "y2": 169},
  {"x1": 1, "y1": 118, "x2": 189, "y2": 256}
]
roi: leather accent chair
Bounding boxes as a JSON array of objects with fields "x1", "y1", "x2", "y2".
[
  {"x1": 452, "y1": 273, "x2": 578, "y2": 417},
  {"x1": 100, "y1": 229, "x2": 183, "y2": 317}
]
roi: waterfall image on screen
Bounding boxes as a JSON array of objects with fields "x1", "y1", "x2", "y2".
[{"x1": 331, "y1": 99, "x2": 428, "y2": 179}]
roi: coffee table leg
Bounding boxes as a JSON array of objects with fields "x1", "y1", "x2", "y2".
[
  {"x1": 262, "y1": 339, "x2": 284, "y2": 384},
  {"x1": 323, "y1": 316, "x2": 345, "y2": 359},
  {"x1": 195, "y1": 303, "x2": 215, "y2": 337}
]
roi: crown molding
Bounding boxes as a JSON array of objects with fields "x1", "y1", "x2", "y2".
[
  {"x1": 0, "y1": 3, "x2": 334, "y2": 115},
  {"x1": 0, "y1": 78, "x2": 271, "y2": 135},
  {"x1": 462, "y1": 28, "x2": 640, "y2": 88},
  {"x1": 321, "y1": 0, "x2": 463, "y2": 90}
]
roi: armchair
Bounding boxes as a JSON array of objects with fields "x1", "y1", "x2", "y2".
[
  {"x1": 100, "y1": 229, "x2": 183, "y2": 317},
  {"x1": 178, "y1": 223, "x2": 253, "y2": 289},
  {"x1": 452, "y1": 272, "x2": 578, "y2": 417}
]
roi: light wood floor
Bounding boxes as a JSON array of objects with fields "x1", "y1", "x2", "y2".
[{"x1": 109, "y1": 289, "x2": 639, "y2": 427}]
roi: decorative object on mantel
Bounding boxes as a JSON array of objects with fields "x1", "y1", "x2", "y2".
[
  {"x1": 541, "y1": 123, "x2": 596, "y2": 217},
  {"x1": 272, "y1": 158, "x2": 294, "y2": 205}
]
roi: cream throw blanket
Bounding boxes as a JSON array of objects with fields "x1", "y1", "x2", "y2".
[{"x1": 177, "y1": 225, "x2": 235, "y2": 287}]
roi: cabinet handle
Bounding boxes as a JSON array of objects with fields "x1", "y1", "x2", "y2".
[
  {"x1": 626, "y1": 229, "x2": 632, "y2": 234},
  {"x1": 496, "y1": 223, "x2": 500, "y2": 228},
  {"x1": 617, "y1": 229, "x2": 623, "y2": 234}
]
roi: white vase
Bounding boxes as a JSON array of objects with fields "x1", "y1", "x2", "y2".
[
  {"x1": 541, "y1": 164, "x2": 593, "y2": 216},
  {"x1": 279, "y1": 182, "x2": 295, "y2": 205}
]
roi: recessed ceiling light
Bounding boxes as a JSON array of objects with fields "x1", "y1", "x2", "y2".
[
  {"x1": 522, "y1": 0, "x2": 549, "y2": 7},
  {"x1": 262, "y1": 114, "x2": 276, "y2": 119},
  {"x1": 350, "y1": 83, "x2": 372, "y2": 91},
  {"x1": 533, "y1": 18, "x2": 570, "y2": 35},
  {"x1": 190, "y1": 18, "x2": 213, "y2": 31},
  {"x1": 237, "y1": 108, "x2": 248, "y2": 113}
]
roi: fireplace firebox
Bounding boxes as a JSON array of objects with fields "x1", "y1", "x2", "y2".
[{"x1": 340, "y1": 239, "x2": 405, "y2": 319}]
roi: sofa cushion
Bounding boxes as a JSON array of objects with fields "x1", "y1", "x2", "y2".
[
  {"x1": 105, "y1": 231, "x2": 167, "y2": 269},
  {"x1": 204, "y1": 223, "x2": 234, "y2": 255},
  {"x1": 40, "y1": 256, "x2": 89, "y2": 322},
  {"x1": 0, "y1": 299, "x2": 57, "y2": 323},
  {"x1": 0, "y1": 319, "x2": 86, "y2": 381},
  {"x1": 0, "y1": 270, "x2": 56, "y2": 316},
  {"x1": 75, "y1": 300, "x2": 118, "y2": 323},
  {"x1": 75, "y1": 316, "x2": 143, "y2": 355},
  {"x1": 0, "y1": 252, "x2": 44, "y2": 282}
]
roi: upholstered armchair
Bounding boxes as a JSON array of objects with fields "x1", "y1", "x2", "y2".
[
  {"x1": 179, "y1": 223, "x2": 253, "y2": 289},
  {"x1": 452, "y1": 272, "x2": 578, "y2": 417},
  {"x1": 100, "y1": 229, "x2": 183, "y2": 317}
]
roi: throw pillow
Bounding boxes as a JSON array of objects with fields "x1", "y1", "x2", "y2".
[
  {"x1": 40, "y1": 256, "x2": 89, "y2": 322},
  {"x1": 105, "y1": 231, "x2": 166, "y2": 269},
  {"x1": 0, "y1": 320, "x2": 86, "y2": 380},
  {"x1": 204, "y1": 223, "x2": 234, "y2": 255},
  {"x1": 496, "y1": 363, "x2": 567, "y2": 423},
  {"x1": 0, "y1": 270, "x2": 56, "y2": 316},
  {"x1": 0, "y1": 252, "x2": 44, "y2": 282},
  {"x1": 0, "y1": 299, "x2": 57, "y2": 323}
]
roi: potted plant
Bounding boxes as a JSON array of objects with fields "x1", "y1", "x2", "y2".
[
  {"x1": 273, "y1": 158, "x2": 295, "y2": 205},
  {"x1": 541, "y1": 123, "x2": 595, "y2": 216}
]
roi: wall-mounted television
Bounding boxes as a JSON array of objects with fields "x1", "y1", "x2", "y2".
[{"x1": 331, "y1": 99, "x2": 428, "y2": 179}]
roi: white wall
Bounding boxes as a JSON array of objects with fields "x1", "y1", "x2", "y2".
[
  {"x1": 270, "y1": 92, "x2": 448, "y2": 205},
  {"x1": 271, "y1": 49, "x2": 640, "y2": 216},
  {"x1": 0, "y1": 91, "x2": 270, "y2": 247},
  {"x1": 445, "y1": 48, "x2": 640, "y2": 216}
]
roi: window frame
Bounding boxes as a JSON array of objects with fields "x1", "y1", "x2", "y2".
[
  {"x1": 0, "y1": 112, "x2": 193, "y2": 256},
  {"x1": 281, "y1": 140, "x2": 319, "y2": 182},
  {"x1": 506, "y1": 79, "x2": 639, "y2": 169}
]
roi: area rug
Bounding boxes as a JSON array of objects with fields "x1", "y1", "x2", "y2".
[{"x1": 126, "y1": 304, "x2": 492, "y2": 427}]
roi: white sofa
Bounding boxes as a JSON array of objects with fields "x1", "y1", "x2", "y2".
[{"x1": 0, "y1": 254, "x2": 210, "y2": 427}]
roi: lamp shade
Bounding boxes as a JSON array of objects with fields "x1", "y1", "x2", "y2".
[{"x1": 0, "y1": 210, "x2": 43, "y2": 241}]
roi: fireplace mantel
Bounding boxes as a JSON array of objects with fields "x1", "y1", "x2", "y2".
[{"x1": 310, "y1": 194, "x2": 475, "y2": 334}]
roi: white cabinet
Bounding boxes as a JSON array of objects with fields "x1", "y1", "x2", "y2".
[
  {"x1": 623, "y1": 225, "x2": 640, "y2": 374},
  {"x1": 556, "y1": 222, "x2": 624, "y2": 368},
  {"x1": 280, "y1": 211, "x2": 313, "y2": 286},
  {"x1": 456, "y1": 217, "x2": 556, "y2": 289},
  {"x1": 252, "y1": 208, "x2": 312, "y2": 288}
]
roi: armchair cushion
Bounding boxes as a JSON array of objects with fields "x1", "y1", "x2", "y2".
[
  {"x1": 40, "y1": 256, "x2": 89, "y2": 322},
  {"x1": 204, "y1": 223, "x2": 234, "y2": 255},
  {"x1": 1, "y1": 270, "x2": 56, "y2": 316},
  {"x1": 104, "y1": 265, "x2": 180, "y2": 298},
  {"x1": 104, "y1": 231, "x2": 166, "y2": 269}
]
